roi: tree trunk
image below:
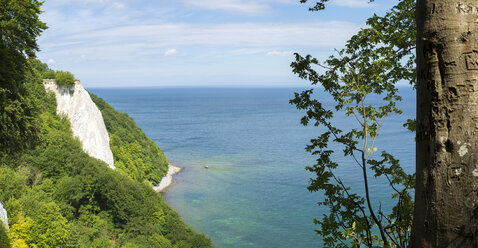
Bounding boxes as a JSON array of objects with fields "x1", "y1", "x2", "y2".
[{"x1": 413, "y1": 0, "x2": 478, "y2": 247}]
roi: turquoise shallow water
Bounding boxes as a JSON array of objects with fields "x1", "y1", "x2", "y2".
[{"x1": 89, "y1": 87, "x2": 416, "y2": 248}]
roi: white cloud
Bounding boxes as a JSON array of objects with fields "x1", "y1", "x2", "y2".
[
  {"x1": 330, "y1": 0, "x2": 374, "y2": 8},
  {"x1": 47, "y1": 22, "x2": 359, "y2": 49},
  {"x1": 266, "y1": 50, "x2": 294, "y2": 56},
  {"x1": 164, "y1": 48, "x2": 178, "y2": 56},
  {"x1": 181, "y1": 0, "x2": 267, "y2": 15},
  {"x1": 45, "y1": 0, "x2": 117, "y2": 7},
  {"x1": 35, "y1": 0, "x2": 373, "y2": 86},
  {"x1": 112, "y1": 2, "x2": 126, "y2": 9},
  {"x1": 180, "y1": 0, "x2": 295, "y2": 15},
  {"x1": 227, "y1": 48, "x2": 268, "y2": 56},
  {"x1": 38, "y1": 21, "x2": 360, "y2": 84},
  {"x1": 47, "y1": 59, "x2": 56, "y2": 65}
]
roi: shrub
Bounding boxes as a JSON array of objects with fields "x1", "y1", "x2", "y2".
[{"x1": 55, "y1": 71, "x2": 75, "y2": 87}]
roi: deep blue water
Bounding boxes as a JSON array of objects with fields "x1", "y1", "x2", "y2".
[{"x1": 88, "y1": 87, "x2": 416, "y2": 248}]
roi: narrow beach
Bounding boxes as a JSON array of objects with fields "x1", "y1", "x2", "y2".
[{"x1": 154, "y1": 164, "x2": 183, "y2": 192}]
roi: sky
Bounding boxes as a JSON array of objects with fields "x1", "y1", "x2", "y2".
[{"x1": 37, "y1": 0, "x2": 398, "y2": 87}]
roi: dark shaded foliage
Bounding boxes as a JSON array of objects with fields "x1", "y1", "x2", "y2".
[
  {"x1": 0, "y1": 223, "x2": 10, "y2": 248},
  {"x1": 0, "y1": 0, "x2": 47, "y2": 153}
]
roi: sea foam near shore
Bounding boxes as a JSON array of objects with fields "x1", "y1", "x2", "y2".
[{"x1": 154, "y1": 164, "x2": 183, "y2": 192}]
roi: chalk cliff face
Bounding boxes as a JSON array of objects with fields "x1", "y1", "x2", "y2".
[
  {"x1": 44, "y1": 80, "x2": 116, "y2": 170},
  {"x1": 0, "y1": 200, "x2": 7, "y2": 228}
]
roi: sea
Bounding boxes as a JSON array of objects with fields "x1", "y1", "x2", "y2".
[{"x1": 88, "y1": 87, "x2": 416, "y2": 248}]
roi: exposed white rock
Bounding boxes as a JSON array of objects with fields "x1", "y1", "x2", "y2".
[
  {"x1": 0, "y1": 200, "x2": 7, "y2": 228},
  {"x1": 44, "y1": 80, "x2": 116, "y2": 170},
  {"x1": 154, "y1": 164, "x2": 183, "y2": 192}
]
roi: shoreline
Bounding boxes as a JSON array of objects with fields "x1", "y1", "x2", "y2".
[{"x1": 153, "y1": 164, "x2": 183, "y2": 193}]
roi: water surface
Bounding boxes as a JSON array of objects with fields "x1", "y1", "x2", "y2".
[{"x1": 89, "y1": 87, "x2": 415, "y2": 248}]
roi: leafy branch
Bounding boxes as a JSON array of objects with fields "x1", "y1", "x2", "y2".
[{"x1": 291, "y1": 0, "x2": 416, "y2": 247}]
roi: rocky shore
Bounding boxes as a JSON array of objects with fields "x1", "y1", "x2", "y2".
[{"x1": 153, "y1": 164, "x2": 183, "y2": 192}]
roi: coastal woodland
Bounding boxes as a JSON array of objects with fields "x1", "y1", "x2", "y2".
[{"x1": 0, "y1": 0, "x2": 213, "y2": 247}]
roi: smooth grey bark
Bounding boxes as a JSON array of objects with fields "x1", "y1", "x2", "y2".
[{"x1": 413, "y1": 0, "x2": 478, "y2": 247}]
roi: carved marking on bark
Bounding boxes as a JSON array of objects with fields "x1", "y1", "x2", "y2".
[
  {"x1": 456, "y1": 2, "x2": 476, "y2": 14},
  {"x1": 464, "y1": 79, "x2": 478, "y2": 88},
  {"x1": 414, "y1": 0, "x2": 478, "y2": 246},
  {"x1": 464, "y1": 130, "x2": 477, "y2": 137},
  {"x1": 460, "y1": 31, "x2": 472, "y2": 43},
  {"x1": 447, "y1": 164, "x2": 467, "y2": 184},
  {"x1": 431, "y1": 3, "x2": 445, "y2": 14},
  {"x1": 445, "y1": 60, "x2": 457, "y2": 67},
  {"x1": 448, "y1": 87, "x2": 458, "y2": 101},
  {"x1": 464, "y1": 51, "x2": 478, "y2": 70}
]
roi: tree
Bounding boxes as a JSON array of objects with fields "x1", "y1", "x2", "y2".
[
  {"x1": 301, "y1": 0, "x2": 478, "y2": 246},
  {"x1": 411, "y1": 0, "x2": 478, "y2": 246},
  {"x1": 0, "y1": 0, "x2": 47, "y2": 89},
  {"x1": 292, "y1": 0, "x2": 416, "y2": 247},
  {"x1": 0, "y1": 0, "x2": 47, "y2": 153}
]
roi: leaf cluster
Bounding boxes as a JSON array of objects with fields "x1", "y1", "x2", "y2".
[{"x1": 54, "y1": 71, "x2": 76, "y2": 88}]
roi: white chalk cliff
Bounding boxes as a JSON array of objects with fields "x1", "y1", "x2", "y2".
[
  {"x1": 0, "y1": 200, "x2": 7, "y2": 228},
  {"x1": 44, "y1": 80, "x2": 116, "y2": 170}
]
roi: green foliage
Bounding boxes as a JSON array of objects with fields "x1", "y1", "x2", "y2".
[
  {"x1": 0, "y1": 0, "x2": 47, "y2": 90},
  {"x1": 291, "y1": 0, "x2": 415, "y2": 247},
  {"x1": 0, "y1": 222, "x2": 10, "y2": 248},
  {"x1": 0, "y1": 167, "x2": 27, "y2": 201},
  {"x1": 0, "y1": 0, "x2": 47, "y2": 153},
  {"x1": 42, "y1": 70, "x2": 56, "y2": 79},
  {"x1": 0, "y1": 69, "x2": 44, "y2": 154},
  {"x1": 27, "y1": 202, "x2": 69, "y2": 247},
  {"x1": 30, "y1": 61, "x2": 55, "y2": 79},
  {"x1": 0, "y1": 61, "x2": 213, "y2": 248},
  {"x1": 90, "y1": 93, "x2": 169, "y2": 184},
  {"x1": 28, "y1": 59, "x2": 48, "y2": 76},
  {"x1": 0, "y1": 3, "x2": 212, "y2": 248},
  {"x1": 54, "y1": 71, "x2": 75, "y2": 87},
  {"x1": 27, "y1": 60, "x2": 57, "y2": 80},
  {"x1": 9, "y1": 211, "x2": 32, "y2": 248}
]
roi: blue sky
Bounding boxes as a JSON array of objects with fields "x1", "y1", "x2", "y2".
[{"x1": 37, "y1": 0, "x2": 398, "y2": 87}]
